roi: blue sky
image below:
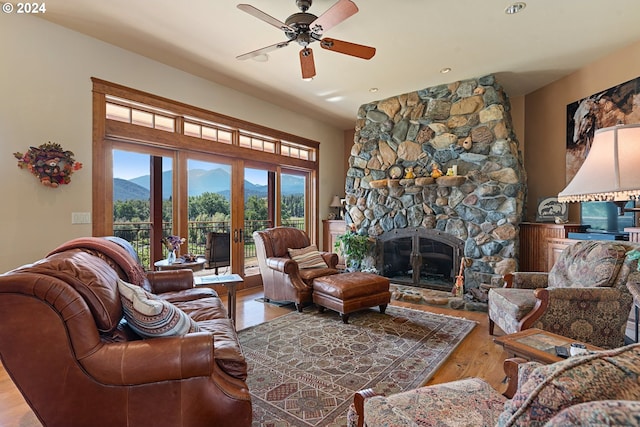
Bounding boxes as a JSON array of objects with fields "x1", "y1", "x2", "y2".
[{"x1": 113, "y1": 150, "x2": 267, "y2": 184}]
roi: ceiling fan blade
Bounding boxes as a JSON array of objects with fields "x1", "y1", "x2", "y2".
[
  {"x1": 310, "y1": 0, "x2": 358, "y2": 34},
  {"x1": 236, "y1": 40, "x2": 291, "y2": 60},
  {"x1": 320, "y1": 38, "x2": 376, "y2": 59},
  {"x1": 237, "y1": 4, "x2": 294, "y2": 32},
  {"x1": 300, "y1": 48, "x2": 316, "y2": 79}
]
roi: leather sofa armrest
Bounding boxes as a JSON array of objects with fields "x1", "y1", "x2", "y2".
[
  {"x1": 81, "y1": 332, "x2": 213, "y2": 385},
  {"x1": 266, "y1": 256, "x2": 299, "y2": 274},
  {"x1": 505, "y1": 272, "x2": 550, "y2": 289},
  {"x1": 320, "y1": 252, "x2": 339, "y2": 269},
  {"x1": 146, "y1": 269, "x2": 194, "y2": 293}
]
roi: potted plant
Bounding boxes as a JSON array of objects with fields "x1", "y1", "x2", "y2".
[{"x1": 334, "y1": 224, "x2": 374, "y2": 271}]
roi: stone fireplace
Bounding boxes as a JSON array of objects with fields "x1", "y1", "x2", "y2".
[{"x1": 345, "y1": 75, "x2": 526, "y2": 293}]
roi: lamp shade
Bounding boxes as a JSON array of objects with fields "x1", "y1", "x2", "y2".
[
  {"x1": 558, "y1": 124, "x2": 640, "y2": 203},
  {"x1": 329, "y1": 195, "x2": 343, "y2": 208}
]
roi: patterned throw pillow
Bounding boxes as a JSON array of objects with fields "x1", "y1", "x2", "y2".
[
  {"x1": 117, "y1": 279, "x2": 199, "y2": 338},
  {"x1": 288, "y1": 245, "x2": 328, "y2": 269}
]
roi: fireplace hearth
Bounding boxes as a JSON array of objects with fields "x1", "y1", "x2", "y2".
[{"x1": 377, "y1": 228, "x2": 463, "y2": 291}]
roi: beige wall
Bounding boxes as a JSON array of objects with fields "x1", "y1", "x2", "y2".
[
  {"x1": 510, "y1": 95, "x2": 525, "y2": 155},
  {"x1": 523, "y1": 40, "x2": 640, "y2": 222},
  {"x1": 1, "y1": 15, "x2": 345, "y2": 272}
]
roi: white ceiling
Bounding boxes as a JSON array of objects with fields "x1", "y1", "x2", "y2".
[{"x1": 38, "y1": 0, "x2": 640, "y2": 130}]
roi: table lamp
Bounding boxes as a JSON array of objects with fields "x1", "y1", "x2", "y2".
[
  {"x1": 329, "y1": 195, "x2": 343, "y2": 219},
  {"x1": 558, "y1": 124, "x2": 640, "y2": 215}
]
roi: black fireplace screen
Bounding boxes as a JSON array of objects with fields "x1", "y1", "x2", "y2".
[{"x1": 377, "y1": 229, "x2": 463, "y2": 291}]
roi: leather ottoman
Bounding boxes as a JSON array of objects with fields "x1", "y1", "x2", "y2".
[{"x1": 312, "y1": 272, "x2": 391, "y2": 323}]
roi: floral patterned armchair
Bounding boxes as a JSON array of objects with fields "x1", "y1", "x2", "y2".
[
  {"x1": 349, "y1": 344, "x2": 640, "y2": 427},
  {"x1": 488, "y1": 240, "x2": 638, "y2": 348}
]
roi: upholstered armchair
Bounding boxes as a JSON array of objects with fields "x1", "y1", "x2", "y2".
[
  {"x1": 350, "y1": 344, "x2": 640, "y2": 427},
  {"x1": 488, "y1": 240, "x2": 638, "y2": 348},
  {"x1": 253, "y1": 226, "x2": 339, "y2": 311}
]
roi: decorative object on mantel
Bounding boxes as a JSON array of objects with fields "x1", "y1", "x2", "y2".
[
  {"x1": 387, "y1": 164, "x2": 403, "y2": 179},
  {"x1": 161, "y1": 235, "x2": 185, "y2": 264},
  {"x1": 558, "y1": 124, "x2": 640, "y2": 215},
  {"x1": 403, "y1": 166, "x2": 415, "y2": 179},
  {"x1": 13, "y1": 142, "x2": 83, "y2": 188},
  {"x1": 430, "y1": 162, "x2": 443, "y2": 178}
]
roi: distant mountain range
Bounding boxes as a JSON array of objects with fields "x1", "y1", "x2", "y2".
[{"x1": 114, "y1": 168, "x2": 304, "y2": 201}]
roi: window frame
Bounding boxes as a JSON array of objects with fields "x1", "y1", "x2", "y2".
[{"x1": 92, "y1": 78, "x2": 321, "y2": 269}]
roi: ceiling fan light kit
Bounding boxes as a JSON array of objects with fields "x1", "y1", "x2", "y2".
[{"x1": 237, "y1": 0, "x2": 376, "y2": 79}]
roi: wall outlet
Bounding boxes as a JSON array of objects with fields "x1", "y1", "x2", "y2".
[{"x1": 71, "y1": 212, "x2": 92, "y2": 224}]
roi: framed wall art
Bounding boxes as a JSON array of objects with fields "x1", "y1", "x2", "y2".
[{"x1": 566, "y1": 76, "x2": 640, "y2": 183}]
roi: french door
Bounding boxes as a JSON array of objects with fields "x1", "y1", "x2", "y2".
[{"x1": 111, "y1": 146, "x2": 311, "y2": 284}]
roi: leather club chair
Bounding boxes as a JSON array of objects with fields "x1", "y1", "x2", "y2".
[{"x1": 253, "y1": 226, "x2": 339, "y2": 311}]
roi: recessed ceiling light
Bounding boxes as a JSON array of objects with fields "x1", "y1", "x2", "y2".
[
  {"x1": 251, "y1": 54, "x2": 269, "y2": 62},
  {"x1": 440, "y1": 67, "x2": 452, "y2": 74},
  {"x1": 505, "y1": 2, "x2": 526, "y2": 14},
  {"x1": 369, "y1": 87, "x2": 379, "y2": 93}
]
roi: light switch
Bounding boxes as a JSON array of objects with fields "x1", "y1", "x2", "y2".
[{"x1": 71, "y1": 212, "x2": 92, "y2": 224}]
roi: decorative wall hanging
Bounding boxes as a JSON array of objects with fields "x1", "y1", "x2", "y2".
[
  {"x1": 566, "y1": 76, "x2": 640, "y2": 184},
  {"x1": 14, "y1": 142, "x2": 83, "y2": 188}
]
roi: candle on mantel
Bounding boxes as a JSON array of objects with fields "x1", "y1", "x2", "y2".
[{"x1": 452, "y1": 165, "x2": 458, "y2": 176}]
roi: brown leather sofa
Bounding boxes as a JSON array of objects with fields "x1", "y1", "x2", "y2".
[
  {"x1": 0, "y1": 237, "x2": 251, "y2": 427},
  {"x1": 253, "y1": 226, "x2": 339, "y2": 311}
]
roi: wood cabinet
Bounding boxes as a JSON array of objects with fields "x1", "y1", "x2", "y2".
[
  {"x1": 625, "y1": 227, "x2": 640, "y2": 243},
  {"x1": 519, "y1": 222, "x2": 586, "y2": 272},
  {"x1": 546, "y1": 237, "x2": 579, "y2": 271},
  {"x1": 322, "y1": 219, "x2": 346, "y2": 269}
]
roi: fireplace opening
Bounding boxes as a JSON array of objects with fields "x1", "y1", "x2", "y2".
[{"x1": 377, "y1": 229, "x2": 464, "y2": 292}]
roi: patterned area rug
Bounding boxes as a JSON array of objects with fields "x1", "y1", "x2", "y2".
[{"x1": 238, "y1": 305, "x2": 476, "y2": 426}]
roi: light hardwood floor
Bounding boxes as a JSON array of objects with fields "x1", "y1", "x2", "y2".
[{"x1": 0, "y1": 287, "x2": 509, "y2": 427}]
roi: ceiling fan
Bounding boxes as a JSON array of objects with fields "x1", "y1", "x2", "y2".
[{"x1": 236, "y1": 0, "x2": 376, "y2": 79}]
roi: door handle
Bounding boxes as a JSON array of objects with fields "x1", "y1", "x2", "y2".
[{"x1": 233, "y1": 229, "x2": 239, "y2": 243}]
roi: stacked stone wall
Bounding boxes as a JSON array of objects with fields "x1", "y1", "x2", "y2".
[{"x1": 345, "y1": 75, "x2": 527, "y2": 288}]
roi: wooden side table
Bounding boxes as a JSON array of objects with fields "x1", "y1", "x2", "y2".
[
  {"x1": 154, "y1": 257, "x2": 206, "y2": 272},
  {"x1": 494, "y1": 328, "x2": 602, "y2": 364},
  {"x1": 194, "y1": 274, "x2": 244, "y2": 326}
]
